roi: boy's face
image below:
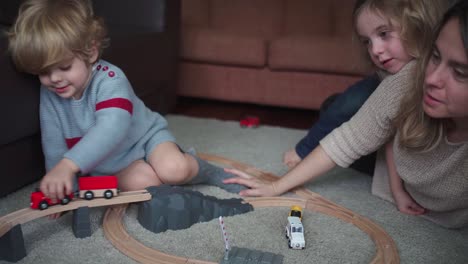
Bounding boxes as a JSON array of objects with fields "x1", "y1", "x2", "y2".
[
  {"x1": 423, "y1": 18, "x2": 468, "y2": 122},
  {"x1": 38, "y1": 50, "x2": 97, "y2": 100},
  {"x1": 356, "y1": 8, "x2": 413, "y2": 74}
]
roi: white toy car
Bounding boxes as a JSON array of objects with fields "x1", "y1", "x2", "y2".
[{"x1": 285, "y1": 216, "x2": 305, "y2": 249}]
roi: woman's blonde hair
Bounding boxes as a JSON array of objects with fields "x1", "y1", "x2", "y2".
[
  {"x1": 395, "y1": 0, "x2": 468, "y2": 152},
  {"x1": 7, "y1": 0, "x2": 109, "y2": 74},
  {"x1": 353, "y1": 0, "x2": 447, "y2": 61}
]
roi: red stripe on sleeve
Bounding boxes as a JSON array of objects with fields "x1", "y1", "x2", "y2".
[
  {"x1": 66, "y1": 137, "x2": 82, "y2": 149},
  {"x1": 96, "y1": 98, "x2": 133, "y2": 114}
]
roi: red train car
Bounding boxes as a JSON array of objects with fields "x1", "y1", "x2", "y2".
[
  {"x1": 78, "y1": 175, "x2": 118, "y2": 200},
  {"x1": 30, "y1": 175, "x2": 119, "y2": 210}
]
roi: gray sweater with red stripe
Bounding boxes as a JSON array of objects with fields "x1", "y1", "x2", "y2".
[{"x1": 40, "y1": 60, "x2": 173, "y2": 175}]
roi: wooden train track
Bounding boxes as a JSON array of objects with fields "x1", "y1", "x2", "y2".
[
  {"x1": 102, "y1": 153, "x2": 400, "y2": 264},
  {"x1": 0, "y1": 190, "x2": 151, "y2": 238}
]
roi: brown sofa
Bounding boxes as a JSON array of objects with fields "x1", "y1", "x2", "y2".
[
  {"x1": 177, "y1": 0, "x2": 372, "y2": 110},
  {"x1": 0, "y1": 0, "x2": 180, "y2": 197}
]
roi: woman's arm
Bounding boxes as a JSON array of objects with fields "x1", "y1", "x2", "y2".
[
  {"x1": 386, "y1": 140, "x2": 404, "y2": 196},
  {"x1": 224, "y1": 145, "x2": 336, "y2": 196},
  {"x1": 225, "y1": 62, "x2": 418, "y2": 197},
  {"x1": 385, "y1": 139, "x2": 426, "y2": 215}
]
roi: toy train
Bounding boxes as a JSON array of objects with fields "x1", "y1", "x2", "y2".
[
  {"x1": 285, "y1": 205, "x2": 305, "y2": 249},
  {"x1": 30, "y1": 175, "x2": 119, "y2": 210}
]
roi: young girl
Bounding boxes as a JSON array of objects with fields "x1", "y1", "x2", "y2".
[
  {"x1": 224, "y1": 0, "x2": 468, "y2": 229},
  {"x1": 7, "y1": 0, "x2": 244, "y2": 203},
  {"x1": 283, "y1": 0, "x2": 447, "y2": 172}
]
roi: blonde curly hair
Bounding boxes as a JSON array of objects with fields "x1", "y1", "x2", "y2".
[{"x1": 7, "y1": 0, "x2": 109, "y2": 74}]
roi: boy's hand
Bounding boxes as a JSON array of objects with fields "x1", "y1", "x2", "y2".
[
  {"x1": 393, "y1": 189, "x2": 426, "y2": 215},
  {"x1": 40, "y1": 158, "x2": 79, "y2": 200}
]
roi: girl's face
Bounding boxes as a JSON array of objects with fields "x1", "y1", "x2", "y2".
[
  {"x1": 38, "y1": 49, "x2": 98, "y2": 100},
  {"x1": 356, "y1": 8, "x2": 413, "y2": 74},
  {"x1": 423, "y1": 18, "x2": 468, "y2": 121}
]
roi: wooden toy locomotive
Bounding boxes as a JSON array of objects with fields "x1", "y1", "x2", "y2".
[{"x1": 30, "y1": 175, "x2": 118, "y2": 210}]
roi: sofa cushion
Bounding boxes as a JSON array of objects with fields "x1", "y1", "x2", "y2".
[
  {"x1": 181, "y1": 27, "x2": 267, "y2": 67},
  {"x1": 331, "y1": 0, "x2": 358, "y2": 35},
  {"x1": 210, "y1": 0, "x2": 283, "y2": 39},
  {"x1": 269, "y1": 35, "x2": 372, "y2": 76},
  {"x1": 282, "y1": 0, "x2": 333, "y2": 36},
  {"x1": 181, "y1": 0, "x2": 211, "y2": 27}
]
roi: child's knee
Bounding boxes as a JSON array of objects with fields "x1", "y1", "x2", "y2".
[
  {"x1": 155, "y1": 156, "x2": 192, "y2": 184},
  {"x1": 117, "y1": 162, "x2": 161, "y2": 191},
  {"x1": 119, "y1": 175, "x2": 160, "y2": 191}
]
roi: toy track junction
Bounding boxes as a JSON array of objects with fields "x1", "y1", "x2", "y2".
[{"x1": 0, "y1": 153, "x2": 400, "y2": 264}]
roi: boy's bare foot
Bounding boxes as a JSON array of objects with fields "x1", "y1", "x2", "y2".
[
  {"x1": 47, "y1": 212, "x2": 65, "y2": 220},
  {"x1": 283, "y1": 149, "x2": 302, "y2": 169},
  {"x1": 48, "y1": 210, "x2": 68, "y2": 220}
]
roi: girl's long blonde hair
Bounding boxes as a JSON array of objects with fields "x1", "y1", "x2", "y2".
[
  {"x1": 7, "y1": 0, "x2": 109, "y2": 74},
  {"x1": 352, "y1": 0, "x2": 448, "y2": 66}
]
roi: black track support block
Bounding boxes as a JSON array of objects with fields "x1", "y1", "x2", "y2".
[
  {"x1": 72, "y1": 206, "x2": 92, "y2": 238},
  {"x1": 0, "y1": 224, "x2": 26, "y2": 262}
]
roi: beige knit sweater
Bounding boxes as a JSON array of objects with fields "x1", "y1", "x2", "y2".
[{"x1": 320, "y1": 61, "x2": 468, "y2": 228}]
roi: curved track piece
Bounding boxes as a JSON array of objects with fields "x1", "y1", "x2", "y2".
[
  {"x1": 104, "y1": 205, "x2": 214, "y2": 264},
  {"x1": 103, "y1": 153, "x2": 399, "y2": 264}
]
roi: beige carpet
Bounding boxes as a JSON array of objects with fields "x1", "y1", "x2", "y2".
[{"x1": 0, "y1": 115, "x2": 466, "y2": 264}]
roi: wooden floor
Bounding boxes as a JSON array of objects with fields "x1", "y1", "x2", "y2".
[{"x1": 171, "y1": 97, "x2": 319, "y2": 130}]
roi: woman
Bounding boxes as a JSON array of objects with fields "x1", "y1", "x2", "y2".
[{"x1": 225, "y1": 1, "x2": 468, "y2": 229}]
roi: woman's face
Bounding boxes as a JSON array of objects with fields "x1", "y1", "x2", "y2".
[{"x1": 423, "y1": 18, "x2": 468, "y2": 120}]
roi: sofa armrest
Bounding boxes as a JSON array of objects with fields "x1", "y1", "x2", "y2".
[
  {"x1": 0, "y1": 34, "x2": 45, "y2": 197},
  {"x1": 0, "y1": 36, "x2": 41, "y2": 146},
  {"x1": 93, "y1": 0, "x2": 181, "y2": 114}
]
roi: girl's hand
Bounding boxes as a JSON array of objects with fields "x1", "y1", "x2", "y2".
[
  {"x1": 393, "y1": 189, "x2": 426, "y2": 215},
  {"x1": 223, "y1": 168, "x2": 280, "y2": 197},
  {"x1": 40, "y1": 159, "x2": 78, "y2": 200},
  {"x1": 283, "y1": 149, "x2": 302, "y2": 169}
]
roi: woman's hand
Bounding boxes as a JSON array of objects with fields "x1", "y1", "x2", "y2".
[
  {"x1": 223, "y1": 168, "x2": 281, "y2": 197},
  {"x1": 393, "y1": 189, "x2": 426, "y2": 215},
  {"x1": 40, "y1": 158, "x2": 79, "y2": 200}
]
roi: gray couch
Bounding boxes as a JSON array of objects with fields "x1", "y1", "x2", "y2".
[{"x1": 0, "y1": 0, "x2": 180, "y2": 197}]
